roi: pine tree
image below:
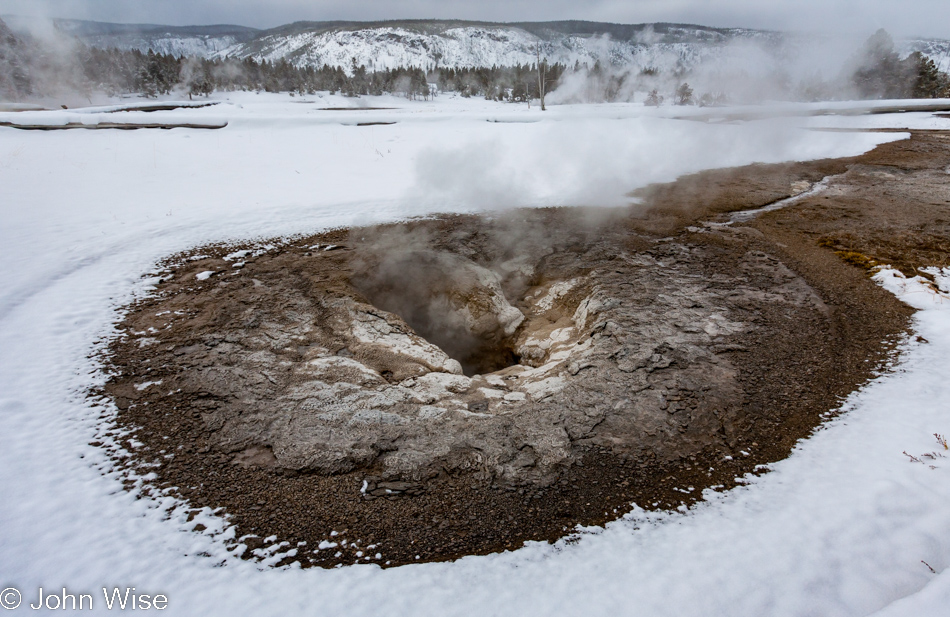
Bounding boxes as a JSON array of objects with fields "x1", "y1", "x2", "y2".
[
  {"x1": 851, "y1": 29, "x2": 915, "y2": 99},
  {"x1": 674, "y1": 82, "x2": 693, "y2": 105},
  {"x1": 907, "y1": 52, "x2": 950, "y2": 98}
]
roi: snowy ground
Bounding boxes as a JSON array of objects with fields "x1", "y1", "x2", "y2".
[{"x1": 1, "y1": 92, "x2": 950, "y2": 615}]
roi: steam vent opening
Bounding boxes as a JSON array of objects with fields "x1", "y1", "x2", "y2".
[{"x1": 352, "y1": 248, "x2": 524, "y2": 376}]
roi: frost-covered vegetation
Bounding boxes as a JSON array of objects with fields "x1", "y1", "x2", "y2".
[
  {"x1": 1, "y1": 16, "x2": 948, "y2": 105},
  {"x1": 0, "y1": 17, "x2": 565, "y2": 102},
  {"x1": 850, "y1": 30, "x2": 949, "y2": 99},
  {"x1": 550, "y1": 29, "x2": 950, "y2": 105}
]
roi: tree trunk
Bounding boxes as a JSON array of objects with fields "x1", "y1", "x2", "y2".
[{"x1": 537, "y1": 43, "x2": 546, "y2": 111}]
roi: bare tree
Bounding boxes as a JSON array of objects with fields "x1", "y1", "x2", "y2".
[{"x1": 536, "y1": 42, "x2": 547, "y2": 111}]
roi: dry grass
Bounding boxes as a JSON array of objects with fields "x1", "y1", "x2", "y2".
[{"x1": 834, "y1": 250, "x2": 880, "y2": 272}]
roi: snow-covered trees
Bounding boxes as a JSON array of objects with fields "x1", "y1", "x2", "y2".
[
  {"x1": 3, "y1": 19, "x2": 948, "y2": 105},
  {"x1": 910, "y1": 52, "x2": 950, "y2": 98},
  {"x1": 0, "y1": 17, "x2": 33, "y2": 99},
  {"x1": 675, "y1": 82, "x2": 694, "y2": 105},
  {"x1": 851, "y1": 29, "x2": 913, "y2": 99},
  {"x1": 849, "y1": 29, "x2": 949, "y2": 99}
]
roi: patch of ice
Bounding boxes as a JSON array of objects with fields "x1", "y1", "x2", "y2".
[
  {"x1": 223, "y1": 250, "x2": 252, "y2": 261},
  {"x1": 133, "y1": 380, "x2": 162, "y2": 391},
  {"x1": 729, "y1": 175, "x2": 836, "y2": 223}
]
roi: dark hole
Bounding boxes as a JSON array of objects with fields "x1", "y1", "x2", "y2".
[
  {"x1": 362, "y1": 290, "x2": 520, "y2": 376},
  {"x1": 456, "y1": 343, "x2": 520, "y2": 377},
  {"x1": 468, "y1": 400, "x2": 489, "y2": 413},
  {"x1": 351, "y1": 250, "x2": 521, "y2": 377}
]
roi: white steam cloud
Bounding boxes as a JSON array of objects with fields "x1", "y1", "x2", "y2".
[
  {"x1": 410, "y1": 115, "x2": 900, "y2": 211},
  {"x1": 546, "y1": 32, "x2": 880, "y2": 106}
]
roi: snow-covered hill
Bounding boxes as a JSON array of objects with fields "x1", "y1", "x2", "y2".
[
  {"x1": 81, "y1": 32, "x2": 248, "y2": 57},
  {"x1": 5, "y1": 16, "x2": 949, "y2": 77},
  {"x1": 220, "y1": 22, "x2": 778, "y2": 73},
  {"x1": 3, "y1": 15, "x2": 259, "y2": 60},
  {"x1": 2, "y1": 17, "x2": 783, "y2": 72},
  {"x1": 903, "y1": 38, "x2": 950, "y2": 72}
]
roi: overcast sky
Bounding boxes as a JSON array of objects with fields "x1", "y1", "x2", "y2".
[{"x1": 2, "y1": 0, "x2": 949, "y2": 38}]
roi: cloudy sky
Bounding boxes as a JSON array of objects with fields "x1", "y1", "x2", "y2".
[{"x1": 2, "y1": 0, "x2": 949, "y2": 38}]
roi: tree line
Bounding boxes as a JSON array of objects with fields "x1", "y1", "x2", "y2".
[
  {"x1": 1, "y1": 18, "x2": 946, "y2": 105},
  {"x1": 2, "y1": 17, "x2": 565, "y2": 103},
  {"x1": 850, "y1": 30, "x2": 949, "y2": 99},
  {"x1": 546, "y1": 29, "x2": 950, "y2": 106},
  {"x1": 85, "y1": 50, "x2": 567, "y2": 102}
]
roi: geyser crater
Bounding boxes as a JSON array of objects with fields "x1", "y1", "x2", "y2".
[{"x1": 98, "y1": 145, "x2": 924, "y2": 567}]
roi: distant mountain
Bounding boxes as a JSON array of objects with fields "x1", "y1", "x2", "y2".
[
  {"x1": 3, "y1": 15, "x2": 259, "y2": 58},
  {"x1": 905, "y1": 37, "x2": 950, "y2": 73},
  {"x1": 0, "y1": 17, "x2": 785, "y2": 71},
  {"x1": 216, "y1": 20, "x2": 783, "y2": 74},
  {"x1": 3, "y1": 16, "x2": 949, "y2": 77},
  {"x1": 50, "y1": 19, "x2": 258, "y2": 38}
]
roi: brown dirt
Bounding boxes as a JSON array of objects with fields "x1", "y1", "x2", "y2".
[{"x1": 95, "y1": 131, "x2": 950, "y2": 568}]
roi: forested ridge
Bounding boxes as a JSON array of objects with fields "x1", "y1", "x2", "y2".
[{"x1": 1, "y1": 18, "x2": 947, "y2": 104}]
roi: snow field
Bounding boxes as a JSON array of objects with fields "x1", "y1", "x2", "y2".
[{"x1": 0, "y1": 92, "x2": 949, "y2": 615}]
